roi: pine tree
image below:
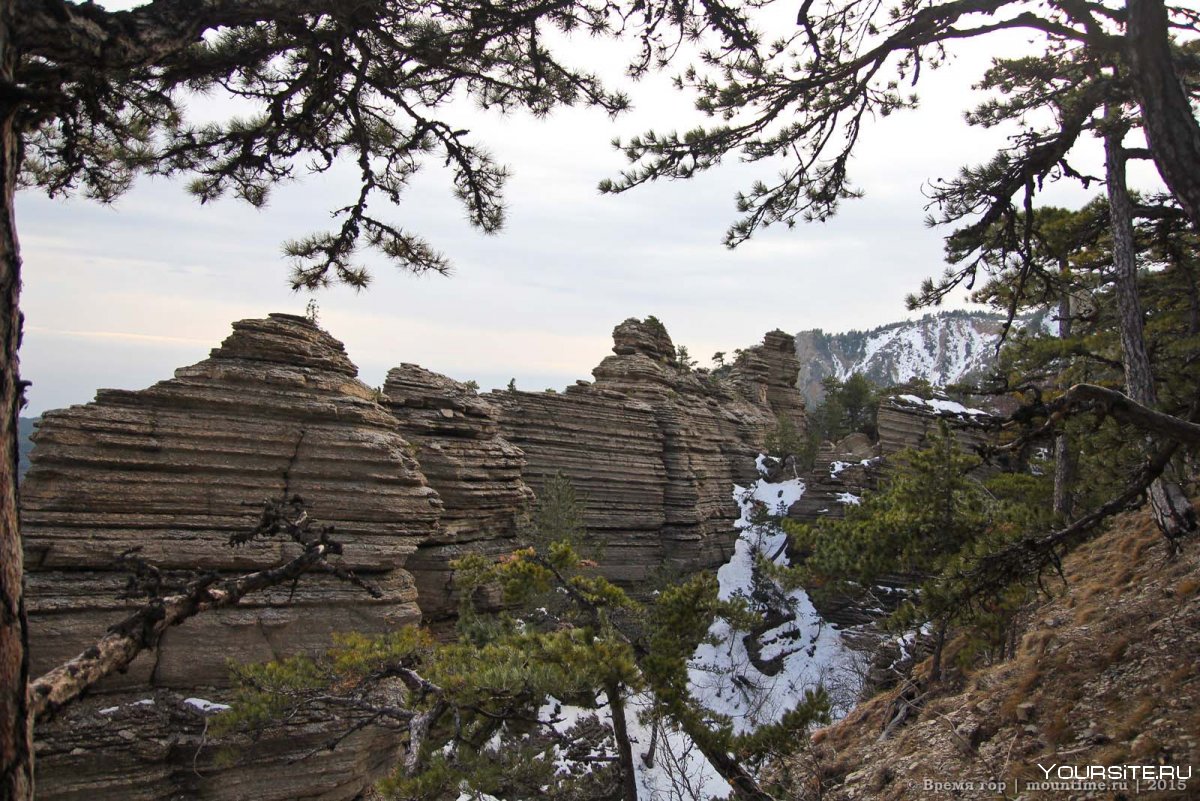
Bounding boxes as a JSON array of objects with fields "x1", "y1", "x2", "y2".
[
  {"x1": 221, "y1": 491, "x2": 829, "y2": 801},
  {"x1": 805, "y1": 373, "x2": 879, "y2": 446},
  {"x1": 784, "y1": 423, "x2": 1052, "y2": 680}
]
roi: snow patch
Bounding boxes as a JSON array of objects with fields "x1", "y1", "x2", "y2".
[
  {"x1": 539, "y1": 693, "x2": 732, "y2": 800},
  {"x1": 184, "y1": 697, "x2": 231, "y2": 714},
  {"x1": 896, "y1": 394, "x2": 988, "y2": 417},
  {"x1": 99, "y1": 698, "x2": 155, "y2": 716},
  {"x1": 831, "y1": 457, "x2": 880, "y2": 479},
  {"x1": 686, "y1": 467, "x2": 854, "y2": 736}
]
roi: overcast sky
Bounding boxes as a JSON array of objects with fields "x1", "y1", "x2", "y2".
[{"x1": 16, "y1": 4, "x2": 1163, "y2": 415}]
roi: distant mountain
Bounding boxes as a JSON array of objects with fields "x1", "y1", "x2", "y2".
[
  {"x1": 18, "y1": 416, "x2": 37, "y2": 479},
  {"x1": 795, "y1": 310, "x2": 1052, "y2": 405}
]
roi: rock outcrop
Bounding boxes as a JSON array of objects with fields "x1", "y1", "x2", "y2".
[
  {"x1": 380, "y1": 365, "x2": 534, "y2": 623},
  {"x1": 786, "y1": 442, "x2": 881, "y2": 528},
  {"x1": 33, "y1": 690, "x2": 402, "y2": 801},
  {"x1": 23, "y1": 314, "x2": 442, "y2": 801},
  {"x1": 24, "y1": 314, "x2": 441, "y2": 685},
  {"x1": 23, "y1": 313, "x2": 801, "y2": 801},
  {"x1": 875, "y1": 393, "x2": 993, "y2": 454},
  {"x1": 491, "y1": 320, "x2": 807, "y2": 586}
]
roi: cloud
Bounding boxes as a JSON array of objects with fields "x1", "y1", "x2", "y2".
[{"x1": 18, "y1": 9, "x2": 1172, "y2": 417}]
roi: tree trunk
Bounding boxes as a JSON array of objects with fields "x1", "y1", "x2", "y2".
[
  {"x1": 928, "y1": 617, "x2": 948, "y2": 683},
  {"x1": 1104, "y1": 111, "x2": 1197, "y2": 542},
  {"x1": 675, "y1": 721, "x2": 777, "y2": 801},
  {"x1": 1127, "y1": 0, "x2": 1200, "y2": 231},
  {"x1": 605, "y1": 681, "x2": 639, "y2": 801},
  {"x1": 1053, "y1": 281, "x2": 1075, "y2": 520},
  {"x1": 1052, "y1": 433, "x2": 1075, "y2": 520},
  {"x1": 0, "y1": 0, "x2": 33, "y2": 796}
]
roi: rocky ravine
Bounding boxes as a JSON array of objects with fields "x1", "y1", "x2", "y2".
[{"x1": 23, "y1": 314, "x2": 807, "y2": 801}]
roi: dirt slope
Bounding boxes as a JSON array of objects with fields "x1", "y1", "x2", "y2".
[{"x1": 783, "y1": 506, "x2": 1200, "y2": 800}]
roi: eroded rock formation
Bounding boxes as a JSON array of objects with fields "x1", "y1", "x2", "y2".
[
  {"x1": 24, "y1": 314, "x2": 804, "y2": 800},
  {"x1": 380, "y1": 364, "x2": 534, "y2": 622},
  {"x1": 491, "y1": 319, "x2": 807, "y2": 586},
  {"x1": 24, "y1": 314, "x2": 441, "y2": 686},
  {"x1": 875, "y1": 393, "x2": 994, "y2": 454},
  {"x1": 24, "y1": 314, "x2": 442, "y2": 801}
]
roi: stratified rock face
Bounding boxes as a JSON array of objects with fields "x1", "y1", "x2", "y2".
[
  {"x1": 786, "y1": 442, "x2": 881, "y2": 529},
  {"x1": 23, "y1": 314, "x2": 441, "y2": 801},
  {"x1": 24, "y1": 314, "x2": 441, "y2": 680},
  {"x1": 33, "y1": 690, "x2": 401, "y2": 801},
  {"x1": 492, "y1": 319, "x2": 807, "y2": 586},
  {"x1": 22, "y1": 314, "x2": 808, "y2": 800},
  {"x1": 875, "y1": 393, "x2": 994, "y2": 454},
  {"x1": 381, "y1": 365, "x2": 534, "y2": 622},
  {"x1": 761, "y1": 330, "x2": 809, "y2": 418}
]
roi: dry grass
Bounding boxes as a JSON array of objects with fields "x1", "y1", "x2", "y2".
[
  {"x1": 1092, "y1": 743, "x2": 1130, "y2": 766},
  {"x1": 1103, "y1": 634, "x2": 1132, "y2": 667},
  {"x1": 1042, "y1": 704, "x2": 1074, "y2": 746},
  {"x1": 1000, "y1": 666, "x2": 1042, "y2": 722},
  {"x1": 1115, "y1": 697, "x2": 1157, "y2": 742},
  {"x1": 791, "y1": 502, "x2": 1200, "y2": 801},
  {"x1": 1160, "y1": 664, "x2": 1192, "y2": 692},
  {"x1": 1072, "y1": 603, "x2": 1102, "y2": 625},
  {"x1": 1131, "y1": 734, "x2": 1161, "y2": 759},
  {"x1": 1176, "y1": 575, "x2": 1200, "y2": 599}
]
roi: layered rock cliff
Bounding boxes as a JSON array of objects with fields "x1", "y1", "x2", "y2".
[
  {"x1": 875, "y1": 392, "x2": 994, "y2": 455},
  {"x1": 381, "y1": 364, "x2": 534, "y2": 623},
  {"x1": 23, "y1": 314, "x2": 806, "y2": 801},
  {"x1": 490, "y1": 320, "x2": 807, "y2": 586},
  {"x1": 23, "y1": 314, "x2": 445, "y2": 801},
  {"x1": 23, "y1": 314, "x2": 441, "y2": 687}
]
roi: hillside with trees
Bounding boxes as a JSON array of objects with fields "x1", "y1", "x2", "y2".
[{"x1": 793, "y1": 310, "x2": 1052, "y2": 407}]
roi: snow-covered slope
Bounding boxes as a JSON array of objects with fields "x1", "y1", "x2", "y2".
[
  {"x1": 794, "y1": 309, "x2": 1052, "y2": 405},
  {"x1": 533, "y1": 461, "x2": 854, "y2": 801},
  {"x1": 688, "y1": 473, "x2": 853, "y2": 734}
]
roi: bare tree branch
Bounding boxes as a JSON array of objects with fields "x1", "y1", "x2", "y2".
[{"x1": 28, "y1": 498, "x2": 378, "y2": 722}]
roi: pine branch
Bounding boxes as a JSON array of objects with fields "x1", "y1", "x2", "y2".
[
  {"x1": 1007, "y1": 382, "x2": 1200, "y2": 447},
  {"x1": 956, "y1": 441, "x2": 1180, "y2": 601}
]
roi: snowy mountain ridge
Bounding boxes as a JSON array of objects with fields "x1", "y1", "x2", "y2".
[{"x1": 794, "y1": 309, "x2": 1051, "y2": 405}]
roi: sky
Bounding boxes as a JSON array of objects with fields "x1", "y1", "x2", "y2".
[{"x1": 16, "y1": 3, "x2": 1164, "y2": 415}]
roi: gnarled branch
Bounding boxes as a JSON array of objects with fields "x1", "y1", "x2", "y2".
[{"x1": 29, "y1": 498, "x2": 378, "y2": 722}]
